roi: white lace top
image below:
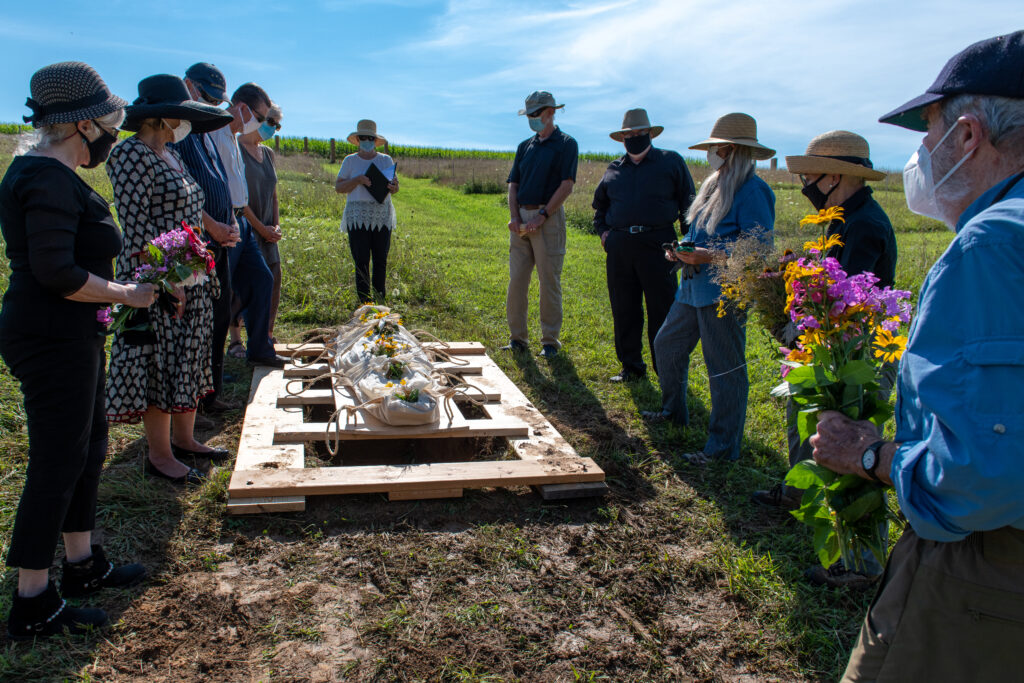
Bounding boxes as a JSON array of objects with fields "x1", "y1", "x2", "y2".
[{"x1": 338, "y1": 152, "x2": 397, "y2": 233}]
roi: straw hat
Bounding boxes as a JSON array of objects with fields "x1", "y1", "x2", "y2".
[
  {"x1": 609, "y1": 108, "x2": 664, "y2": 141},
  {"x1": 689, "y1": 112, "x2": 775, "y2": 160},
  {"x1": 785, "y1": 130, "x2": 887, "y2": 181},
  {"x1": 23, "y1": 61, "x2": 128, "y2": 127},
  {"x1": 347, "y1": 119, "x2": 387, "y2": 147}
]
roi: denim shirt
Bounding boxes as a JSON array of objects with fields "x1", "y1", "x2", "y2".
[
  {"x1": 891, "y1": 171, "x2": 1024, "y2": 542},
  {"x1": 676, "y1": 173, "x2": 775, "y2": 307}
]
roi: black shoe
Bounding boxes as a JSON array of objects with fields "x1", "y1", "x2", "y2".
[
  {"x1": 60, "y1": 545, "x2": 147, "y2": 599},
  {"x1": 171, "y1": 443, "x2": 232, "y2": 462},
  {"x1": 804, "y1": 564, "x2": 879, "y2": 590},
  {"x1": 144, "y1": 459, "x2": 207, "y2": 485},
  {"x1": 610, "y1": 370, "x2": 644, "y2": 383},
  {"x1": 198, "y1": 397, "x2": 238, "y2": 415},
  {"x1": 499, "y1": 340, "x2": 528, "y2": 353},
  {"x1": 247, "y1": 354, "x2": 289, "y2": 369},
  {"x1": 539, "y1": 344, "x2": 559, "y2": 359},
  {"x1": 751, "y1": 483, "x2": 801, "y2": 510},
  {"x1": 7, "y1": 581, "x2": 107, "y2": 641},
  {"x1": 639, "y1": 410, "x2": 669, "y2": 423}
]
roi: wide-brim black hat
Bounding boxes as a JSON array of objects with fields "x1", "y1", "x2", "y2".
[{"x1": 123, "y1": 74, "x2": 232, "y2": 134}]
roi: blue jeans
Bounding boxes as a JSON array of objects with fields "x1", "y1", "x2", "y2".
[
  {"x1": 653, "y1": 300, "x2": 748, "y2": 460},
  {"x1": 228, "y1": 217, "x2": 275, "y2": 360}
]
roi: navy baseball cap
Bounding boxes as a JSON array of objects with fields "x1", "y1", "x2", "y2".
[
  {"x1": 184, "y1": 62, "x2": 227, "y2": 103},
  {"x1": 880, "y1": 31, "x2": 1024, "y2": 132}
]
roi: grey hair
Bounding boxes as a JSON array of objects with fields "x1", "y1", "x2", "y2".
[
  {"x1": 941, "y1": 94, "x2": 1024, "y2": 156},
  {"x1": 16, "y1": 109, "x2": 125, "y2": 156},
  {"x1": 686, "y1": 146, "x2": 755, "y2": 234}
]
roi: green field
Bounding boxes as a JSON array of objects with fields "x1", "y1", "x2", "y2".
[{"x1": 0, "y1": 132, "x2": 952, "y2": 681}]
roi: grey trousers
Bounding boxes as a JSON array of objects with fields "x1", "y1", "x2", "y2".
[{"x1": 653, "y1": 300, "x2": 748, "y2": 460}]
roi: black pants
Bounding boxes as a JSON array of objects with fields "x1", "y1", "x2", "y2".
[
  {"x1": 604, "y1": 227, "x2": 678, "y2": 376},
  {"x1": 347, "y1": 227, "x2": 392, "y2": 302},
  {"x1": 205, "y1": 242, "x2": 233, "y2": 402},
  {"x1": 0, "y1": 333, "x2": 107, "y2": 570}
]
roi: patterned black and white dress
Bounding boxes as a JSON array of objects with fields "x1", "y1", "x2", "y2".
[{"x1": 105, "y1": 135, "x2": 216, "y2": 422}]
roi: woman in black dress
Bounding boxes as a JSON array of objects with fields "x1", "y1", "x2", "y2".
[{"x1": 0, "y1": 62, "x2": 156, "y2": 639}]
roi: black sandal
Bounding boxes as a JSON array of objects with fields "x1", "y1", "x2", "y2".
[{"x1": 144, "y1": 459, "x2": 206, "y2": 485}]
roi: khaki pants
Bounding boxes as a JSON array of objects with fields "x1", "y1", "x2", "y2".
[
  {"x1": 506, "y1": 206, "x2": 566, "y2": 348},
  {"x1": 844, "y1": 526, "x2": 1024, "y2": 682}
]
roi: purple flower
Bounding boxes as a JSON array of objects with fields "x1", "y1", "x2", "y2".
[{"x1": 96, "y1": 307, "x2": 113, "y2": 326}]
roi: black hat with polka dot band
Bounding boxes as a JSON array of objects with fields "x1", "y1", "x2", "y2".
[{"x1": 23, "y1": 61, "x2": 128, "y2": 127}]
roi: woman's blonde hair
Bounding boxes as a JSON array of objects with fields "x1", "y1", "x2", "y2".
[{"x1": 16, "y1": 109, "x2": 125, "y2": 156}]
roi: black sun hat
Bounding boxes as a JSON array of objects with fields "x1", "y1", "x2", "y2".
[
  {"x1": 123, "y1": 74, "x2": 233, "y2": 134},
  {"x1": 23, "y1": 61, "x2": 128, "y2": 127}
]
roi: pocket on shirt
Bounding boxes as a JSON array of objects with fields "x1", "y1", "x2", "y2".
[{"x1": 962, "y1": 338, "x2": 1024, "y2": 445}]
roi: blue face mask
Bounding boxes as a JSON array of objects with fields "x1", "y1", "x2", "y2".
[
  {"x1": 528, "y1": 116, "x2": 545, "y2": 133},
  {"x1": 258, "y1": 122, "x2": 276, "y2": 141}
]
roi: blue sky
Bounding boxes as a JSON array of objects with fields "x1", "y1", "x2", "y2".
[{"x1": 0, "y1": 1, "x2": 1019, "y2": 169}]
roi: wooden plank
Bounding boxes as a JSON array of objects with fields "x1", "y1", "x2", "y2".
[
  {"x1": 226, "y1": 496, "x2": 306, "y2": 514},
  {"x1": 228, "y1": 457, "x2": 604, "y2": 497},
  {"x1": 274, "y1": 417, "x2": 527, "y2": 443},
  {"x1": 535, "y1": 482, "x2": 609, "y2": 500},
  {"x1": 275, "y1": 340, "x2": 487, "y2": 358},
  {"x1": 228, "y1": 367, "x2": 306, "y2": 514},
  {"x1": 277, "y1": 389, "x2": 335, "y2": 406},
  {"x1": 388, "y1": 488, "x2": 463, "y2": 501},
  {"x1": 284, "y1": 361, "x2": 482, "y2": 378}
]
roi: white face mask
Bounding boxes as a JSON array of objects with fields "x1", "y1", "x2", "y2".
[
  {"x1": 359, "y1": 139, "x2": 376, "y2": 153},
  {"x1": 240, "y1": 106, "x2": 260, "y2": 135},
  {"x1": 903, "y1": 119, "x2": 974, "y2": 224},
  {"x1": 165, "y1": 118, "x2": 192, "y2": 143},
  {"x1": 707, "y1": 145, "x2": 726, "y2": 171}
]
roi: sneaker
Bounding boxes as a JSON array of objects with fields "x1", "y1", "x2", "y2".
[
  {"x1": 246, "y1": 354, "x2": 289, "y2": 369},
  {"x1": 499, "y1": 340, "x2": 528, "y2": 353},
  {"x1": 6, "y1": 581, "x2": 107, "y2": 641},
  {"x1": 680, "y1": 451, "x2": 710, "y2": 466},
  {"x1": 539, "y1": 344, "x2": 559, "y2": 360},
  {"x1": 804, "y1": 564, "x2": 880, "y2": 590},
  {"x1": 639, "y1": 410, "x2": 669, "y2": 423},
  {"x1": 610, "y1": 370, "x2": 644, "y2": 383},
  {"x1": 60, "y1": 545, "x2": 147, "y2": 598},
  {"x1": 751, "y1": 483, "x2": 801, "y2": 510}
]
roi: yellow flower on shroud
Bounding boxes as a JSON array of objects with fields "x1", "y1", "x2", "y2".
[
  {"x1": 803, "y1": 233, "x2": 845, "y2": 253},
  {"x1": 873, "y1": 329, "x2": 907, "y2": 363},
  {"x1": 786, "y1": 348, "x2": 814, "y2": 364},
  {"x1": 799, "y1": 206, "x2": 846, "y2": 227}
]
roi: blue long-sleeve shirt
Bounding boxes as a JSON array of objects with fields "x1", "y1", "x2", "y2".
[
  {"x1": 676, "y1": 172, "x2": 775, "y2": 307},
  {"x1": 891, "y1": 171, "x2": 1024, "y2": 542}
]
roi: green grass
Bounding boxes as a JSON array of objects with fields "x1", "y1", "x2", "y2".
[{"x1": 0, "y1": 135, "x2": 956, "y2": 681}]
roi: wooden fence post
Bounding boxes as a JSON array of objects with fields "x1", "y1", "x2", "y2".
[
  {"x1": 303, "y1": 137, "x2": 309, "y2": 154},
  {"x1": 274, "y1": 135, "x2": 279, "y2": 151},
  {"x1": 770, "y1": 158, "x2": 778, "y2": 170},
  {"x1": 330, "y1": 138, "x2": 336, "y2": 163}
]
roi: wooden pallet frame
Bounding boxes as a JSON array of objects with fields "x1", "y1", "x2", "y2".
[{"x1": 226, "y1": 341, "x2": 607, "y2": 514}]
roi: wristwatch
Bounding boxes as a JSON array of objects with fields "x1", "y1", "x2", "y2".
[
  {"x1": 861, "y1": 440, "x2": 887, "y2": 482},
  {"x1": 539, "y1": 207, "x2": 549, "y2": 218}
]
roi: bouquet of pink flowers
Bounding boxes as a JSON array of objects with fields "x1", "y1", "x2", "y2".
[{"x1": 97, "y1": 221, "x2": 216, "y2": 334}]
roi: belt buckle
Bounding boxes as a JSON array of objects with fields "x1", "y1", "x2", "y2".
[{"x1": 629, "y1": 225, "x2": 643, "y2": 234}]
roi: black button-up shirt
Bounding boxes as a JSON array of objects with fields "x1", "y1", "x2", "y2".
[
  {"x1": 591, "y1": 147, "x2": 696, "y2": 234},
  {"x1": 507, "y1": 127, "x2": 579, "y2": 206},
  {"x1": 826, "y1": 186, "x2": 897, "y2": 288}
]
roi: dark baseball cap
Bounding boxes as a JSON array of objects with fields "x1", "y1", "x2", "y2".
[
  {"x1": 880, "y1": 31, "x2": 1024, "y2": 132},
  {"x1": 184, "y1": 62, "x2": 227, "y2": 103}
]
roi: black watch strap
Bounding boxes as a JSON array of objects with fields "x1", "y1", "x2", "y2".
[
  {"x1": 864, "y1": 440, "x2": 887, "y2": 482},
  {"x1": 539, "y1": 207, "x2": 549, "y2": 217}
]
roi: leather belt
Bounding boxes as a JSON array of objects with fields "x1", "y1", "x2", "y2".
[
  {"x1": 615, "y1": 225, "x2": 668, "y2": 234},
  {"x1": 233, "y1": 207, "x2": 246, "y2": 217},
  {"x1": 520, "y1": 204, "x2": 543, "y2": 210}
]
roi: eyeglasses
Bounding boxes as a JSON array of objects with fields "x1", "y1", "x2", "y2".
[
  {"x1": 622, "y1": 129, "x2": 649, "y2": 138},
  {"x1": 799, "y1": 174, "x2": 825, "y2": 187},
  {"x1": 357, "y1": 135, "x2": 376, "y2": 141}
]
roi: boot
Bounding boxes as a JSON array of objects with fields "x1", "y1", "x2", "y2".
[
  {"x1": 6, "y1": 581, "x2": 107, "y2": 640},
  {"x1": 60, "y1": 545, "x2": 147, "y2": 598}
]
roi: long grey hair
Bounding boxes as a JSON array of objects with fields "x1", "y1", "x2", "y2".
[{"x1": 686, "y1": 145, "x2": 755, "y2": 234}]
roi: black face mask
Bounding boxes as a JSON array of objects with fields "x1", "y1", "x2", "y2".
[
  {"x1": 624, "y1": 133, "x2": 651, "y2": 156},
  {"x1": 801, "y1": 174, "x2": 839, "y2": 211},
  {"x1": 79, "y1": 121, "x2": 117, "y2": 169}
]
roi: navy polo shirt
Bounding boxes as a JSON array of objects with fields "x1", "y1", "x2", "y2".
[
  {"x1": 507, "y1": 127, "x2": 579, "y2": 206},
  {"x1": 172, "y1": 133, "x2": 233, "y2": 225}
]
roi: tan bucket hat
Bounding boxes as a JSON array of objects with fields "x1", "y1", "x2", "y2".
[
  {"x1": 689, "y1": 112, "x2": 775, "y2": 160},
  {"x1": 785, "y1": 130, "x2": 887, "y2": 181},
  {"x1": 347, "y1": 119, "x2": 387, "y2": 146},
  {"x1": 609, "y1": 108, "x2": 664, "y2": 141}
]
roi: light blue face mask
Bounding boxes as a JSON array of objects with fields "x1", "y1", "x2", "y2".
[
  {"x1": 258, "y1": 122, "x2": 276, "y2": 141},
  {"x1": 359, "y1": 139, "x2": 377, "y2": 152},
  {"x1": 528, "y1": 116, "x2": 545, "y2": 133}
]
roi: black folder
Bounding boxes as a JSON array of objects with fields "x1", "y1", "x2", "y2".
[{"x1": 364, "y1": 163, "x2": 392, "y2": 204}]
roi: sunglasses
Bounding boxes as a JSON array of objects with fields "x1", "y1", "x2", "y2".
[
  {"x1": 526, "y1": 108, "x2": 549, "y2": 119},
  {"x1": 196, "y1": 86, "x2": 223, "y2": 106},
  {"x1": 357, "y1": 135, "x2": 376, "y2": 141}
]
